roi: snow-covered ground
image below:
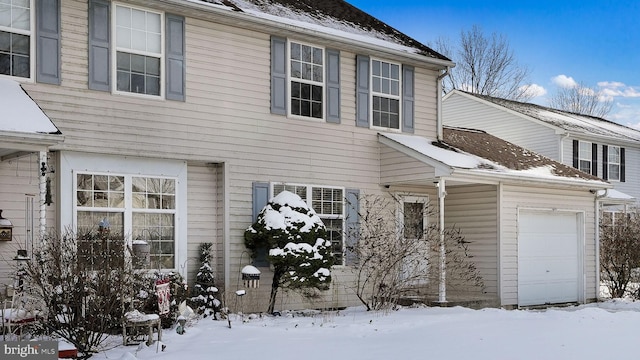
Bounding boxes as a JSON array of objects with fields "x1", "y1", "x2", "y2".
[{"x1": 96, "y1": 299, "x2": 640, "y2": 360}]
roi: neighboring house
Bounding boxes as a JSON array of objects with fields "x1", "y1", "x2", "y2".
[
  {"x1": 0, "y1": 0, "x2": 608, "y2": 310},
  {"x1": 443, "y1": 90, "x2": 640, "y2": 216}
]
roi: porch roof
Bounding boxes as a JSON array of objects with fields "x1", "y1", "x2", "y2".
[
  {"x1": 378, "y1": 127, "x2": 611, "y2": 188},
  {"x1": 0, "y1": 78, "x2": 63, "y2": 161}
]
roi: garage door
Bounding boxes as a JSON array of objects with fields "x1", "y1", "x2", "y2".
[{"x1": 518, "y1": 211, "x2": 580, "y2": 306}]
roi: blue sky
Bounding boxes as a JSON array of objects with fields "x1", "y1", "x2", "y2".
[{"x1": 345, "y1": 0, "x2": 640, "y2": 127}]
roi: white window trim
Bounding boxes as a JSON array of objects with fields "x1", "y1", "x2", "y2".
[
  {"x1": 271, "y1": 182, "x2": 346, "y2": 265},
  {"x1": 370, "y1": 57, "x2": 402, "y2": 131},
  {"x1": 111, "y1": 2, "x2": 165, "y2": 99},
  {"x1": 608, "y1": 145, "x2": 621, "y2": 182},
  {"x1": 578, "y1": 140, "x2": 592, "y2": 174},
  {"x1": 286, "y1": 39, "x2": 326, "y2": 121},
  {"x1": 0, "y1": 0, "x2": 35, "y2": 82},
  {"x1": 59, "y1": 152, "x2": 187, "y2": 273},
  {"x1": 74, "y1": 171, "x2": 178, "y2": 269}
]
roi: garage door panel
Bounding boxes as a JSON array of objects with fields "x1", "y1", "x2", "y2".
[{"x1": 518, "y1": 211, "x2": 580, "y2": 306}]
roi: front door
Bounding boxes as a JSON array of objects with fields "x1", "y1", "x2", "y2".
[{"x1": 399, "y1": 196, "x2": 429, "y2": 284}]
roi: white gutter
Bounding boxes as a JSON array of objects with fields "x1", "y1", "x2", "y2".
[
  {"x1": 436, "y1": 67, "x2": 451, "y2": 141},
  {"x1": 164, "y1": 0, "x2": 455, "y2": 69},
  {"x1": 450, "y1": 168, "x2": 612, "y2": 190}
]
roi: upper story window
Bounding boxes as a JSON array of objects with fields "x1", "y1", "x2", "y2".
[
  {"x1": 289, "y1": 41, "x2": 324, "y2": 119},
  {"x1": 578, "y1": 141, "x2": 592, "y2": 174},
  {"x1": 114, "y1": 4, "x2": 162, "y2": 96},
  {"x1": 88, "y1": 1, "x2": 185, "y2": 100},
  {"x1": 0, "y1": 0, "x2": 32, "y2": 79},
  {"x1": 371, "y1": 59, "x2": 401, "y2": 130},
  {"x1": 607, "y1": 145, "x2": 621, "y2": 181},
  {"x1": 273, "y1": 183, "x2": 345, "y2": 265}
]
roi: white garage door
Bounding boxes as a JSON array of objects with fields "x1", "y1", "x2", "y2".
[{"x1": 518, "y1": 211, "x2": 580, "y2": 306}]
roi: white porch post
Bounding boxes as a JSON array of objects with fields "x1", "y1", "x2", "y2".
[
  {"x1": 39, "y1": 151, "x2": 47, "y2": 244},
  {"x1": 437, "y1": 178, "x2": 447, "y2": 303}
]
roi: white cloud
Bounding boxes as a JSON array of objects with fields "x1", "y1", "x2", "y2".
[
  {"x1": 551, "y1": 74, "x2": 578, "y2": 88},
  {"x1": 597, "y1": 81, "x2": 640, "y2": 99},
  {"x1": 520, "y1": 83, "x2": 546, "y2": 98}
]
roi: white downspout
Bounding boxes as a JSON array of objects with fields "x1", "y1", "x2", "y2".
[
  {"x1": 38, "y1": 151, "x2": 47, "y2": 245},
  {"x1": 436, "y1": 67, "x2": 450, "y2": 141},
  {"x1": 437, "y1": 178, "x2": 447, "y2": 303}
]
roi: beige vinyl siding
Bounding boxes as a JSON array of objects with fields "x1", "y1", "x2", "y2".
[
  {"x1": 443, "y1": 93, "x2": 560, "y2": 159},
  {"x1": 186, "y1": 163, "x2": 224, "y2": 287},
  {"x1": 12, "y1": 1, "x2": 442, "y2": 310},
  {"x1": 444, "y1": 184, "x2": 498, "y2": 297},
  {"x1": 500, "y1": 184, "x2": 597, "y2": 306},
  {"x1": 0, "y1": 155, "x2": 56, "y2": 291},
  {"x1": 380, "y1": 146, "x2": 436, "y2": 186}
]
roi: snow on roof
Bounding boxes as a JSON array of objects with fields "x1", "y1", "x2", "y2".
[
  {"x1": 379, "y1": 128, "x2": 608, "y2": 186},
  {"x1": 191, "y1": 0, "x2": 449, "y2": 60},
  {"x1": 0, "y1": 77, "x2": 60, "y2": 134},
  {"x1": 596, "y1": 189, "x2": 635, "y2": 201},
  {"x1": 464, "y1": 91, "x2": 640, "y2": 143}
]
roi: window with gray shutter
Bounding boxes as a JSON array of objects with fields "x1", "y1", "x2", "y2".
[
  {"x1": 88, "y1": 0, "x2": 110, "y2": 91},
  {"x1": 36, "y1": 0, "x2": 60, "y2": 84}
]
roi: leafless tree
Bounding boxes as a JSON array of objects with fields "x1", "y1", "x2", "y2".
[
  {"x1": 347, "y1": 194, "x2": 483, "y2": 311},
  {"x1": 433, "y1": 25, "x2": 533, "y2": 101},
  {"x1": 548, "y1": 82, "x2": 613, "y2": 118},
  {"x1": 600, "y1": 211, "x2": 640, "y2": 299}
]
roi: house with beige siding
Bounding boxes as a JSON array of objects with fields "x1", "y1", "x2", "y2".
[
  {"x1": 0, "y1": 0, "x2": 609, "y2": 311},
  {"x1": 443, "y1": 90, "x2": 640, "y2": 214}
]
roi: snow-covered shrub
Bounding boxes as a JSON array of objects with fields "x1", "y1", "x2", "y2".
[
  {"x1": 190, "y1": 242, "x2": 221, "y2": 318},
  {"x1": 245, "y1": 191, "x2": 334, "y2": 313}
]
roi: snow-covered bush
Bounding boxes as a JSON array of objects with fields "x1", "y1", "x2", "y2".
[
  {"x1": 245, "y1": 191, "x2": 334, "y2": 313},
  {"x1": 190, "y1": 242, "x2": 221, "y2": 318}
]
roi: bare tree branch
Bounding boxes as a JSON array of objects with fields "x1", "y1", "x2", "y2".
[
  {"x1": 548, "y1": 81, "x2": 613, "y2": 118},
  {"x1": 433, "y1": 25, "x2": 533, "y2": 101}
]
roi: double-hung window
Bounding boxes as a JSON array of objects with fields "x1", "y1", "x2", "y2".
[
  {"x1": 76, "y1": 173, "x2": 177, "y2": 269},
  {"x1": 289, "y1": 41, "x2": 324, "y2": 119},
  {"x1": 607, "y1": 145, "x2": 621, "y2": 181},
  {"x1": 273, "y1": 184, "x2": 345, "y2": 265},
  {"x1": 0, "y1": 0, "x2": 32, "y2": 79},
  {"x1": 371, "y1": 59, "x2": 401, "y2": 130},
  {"x1": 578, "y1": 141, "x2": 592, "y2": 174},
  {"x1": 114, "y1": 4, "x2": 162, "y2": 96}
]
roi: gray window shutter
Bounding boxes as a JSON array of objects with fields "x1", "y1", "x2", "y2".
[
  {"x1": 572, "y1": 140, "x2": 579, "y2": 168},
  {"x1": 88, "y1": 0, "x2": 110, "y2": 91},
  {"x1": 621, "y1": 147, "x2": 626, "y2": 182},
  {"x1": 591, "y1": 143, "x2": 598, "y2": 176},
  {"x1": 36, "y1": 0, "x2": 60, "y2": 84},
  {"x1": 402, "y1": 65, "x2": 415, "y2": 133},
  {"x1": 271, "y1": 36, "x2": 287, "y2": 115},
  {"x1": 602, "y1": 145, "x2": 608, "y2": 180},
  {"x1": 344, "y1": 188, "x2": 360, "y2": 266},
  {"x1": 326, "y1": 48, "x2": 341, "y2": 123},
  {"x1": 355, "y1": 55, "x2": 370, "y2": 127},
  {"x1": 166, "y1": 14, "x2": 185, "y2": 101},
  {"x1": 252, "y1": 182, "x2": 270, "y2": 266}
]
